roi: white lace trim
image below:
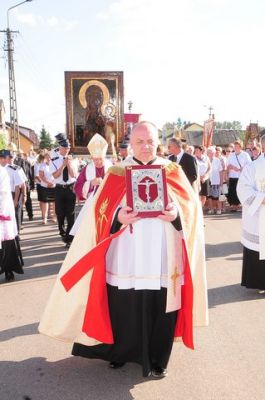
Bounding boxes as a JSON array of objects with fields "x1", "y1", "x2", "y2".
[{"x1": 243, "y1": 229, "x2": 259, "y2": 244}]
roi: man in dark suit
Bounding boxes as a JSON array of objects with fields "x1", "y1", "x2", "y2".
[
  {"x1": 14, "y1": 150, "x2": 34, "y2": 221},
  {"x1": 168, "y1": 138, "x2": 198, "y2": 189}
]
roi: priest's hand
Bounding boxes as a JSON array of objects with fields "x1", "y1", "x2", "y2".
[
  {"x1": 158, "y1": 202, "x2": 178, "y2": 222},
  {"x1": 118, "y1": 206, "x2": 140, "y2": 225},
  {"x1": 91, "y1": 177, "x2": 102, "y2": 186},
  {"x1": 262, "y1": 198, "x2": 265, "y2": 205}
]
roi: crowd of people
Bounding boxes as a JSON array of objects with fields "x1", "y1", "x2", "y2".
[
  {"x1": 1, "y1": 122, "x2": 264, "y2": 378},
  {"x1": 154, "y1": 139, "x2": 254, "y2": 215},
  {"x1": 0, "y1": 132, "x2": 263, "y2": 277}
]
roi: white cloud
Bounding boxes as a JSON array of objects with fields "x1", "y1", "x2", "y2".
[
  {"x1": 63, "y1": 19, "x2": 78, "y2": 32},
  {"x1": 95, "y1": 0, "x2": 265, "y2": 128},
  {"x1": 3, "y1": 0, "x2": 265, "y2": 133},
  {"x1": 13, "y1": 9, "x2": 77, "y2": 32},
  {"x1": 47, "y1": 16, "x2": 59, "y2": 27},
  {"x1": 96, "y1": 12, "x2": 109, "y2": 20},
  {"x1": 13, "y1": 9, "x2": 39, "y2": 27}
]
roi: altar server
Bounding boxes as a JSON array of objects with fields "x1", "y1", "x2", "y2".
[
  {"x1": 0, "y1": 157, "x2": 24, "y2": 282},
  {"x1": 237, "y1": 134, "x2": 265, "y2": 291}
]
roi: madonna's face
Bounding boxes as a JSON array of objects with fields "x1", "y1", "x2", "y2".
[{"x1": 86, "y1": 86, "x2": 103, "y2": 110}]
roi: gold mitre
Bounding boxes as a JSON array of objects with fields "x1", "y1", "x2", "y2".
[{"x1": 87, "y1": 133, "x2": 108, "y2": 158}]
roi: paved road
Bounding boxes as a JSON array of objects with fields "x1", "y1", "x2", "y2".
[{"x1": 1, "y1": 200, "x2": 265, "y2": 400}]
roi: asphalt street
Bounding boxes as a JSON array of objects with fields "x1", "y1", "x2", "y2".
[{"x1": 1, "y1": 199, "x2": 264, "y2": 400}]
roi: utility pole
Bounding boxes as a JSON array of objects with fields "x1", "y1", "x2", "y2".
[
  {"x1": 0, "y1": 27, "x2": 20, "y2": 148},
  {"x1": 0, "y1": 0, "x2": 33, "y2": 149}
]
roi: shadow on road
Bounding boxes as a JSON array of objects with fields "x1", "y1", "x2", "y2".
[
  {"x1": 0, "y1": 323, "x2": 38, "y2": 342},
  {"x1": 16, "y1": 206, "x2": 68, "y2": 282},
  {"x1": 21, "y1": 235, "x2": 59, "y2": 243},
  {"x1": 208, "y1": 284, "x2": 263, "y2": 308},
  {"x1": 206, "y1": 241, "x2": 242, "y2": 260},
  {"x1": 22, "y1": 245, "x2": 65, "y2": 255},
  {"x1": 1, "y1": 357, "x2": 146, "y2": 400},
  {"x1": 22, "y1": 252, "x2": 66, "y2": 265},
  {"x1": 204, "y1": 213, "x2": 241, "y2": 221},
  {"x1": 22, "y1": 263, "x2": 62, "y2": 280}
]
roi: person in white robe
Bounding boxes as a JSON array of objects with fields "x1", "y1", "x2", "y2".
[
  {"x1": 237, "y1": 134, "x2": 265, "y2": 291},
  {"x1": 0, "y1": 157, "x2": 24, "y2": 282},
  {"x1": 39, "y1": 122, "x2": 208, "y2": 378},
  {"x1": 71, "y1": 134, "x2": 112, "y2": 235}
]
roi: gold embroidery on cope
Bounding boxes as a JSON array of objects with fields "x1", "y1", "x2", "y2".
[
  {"x1": 259, "y1": 178, "x2": 265, "y2": 192},
  {"x1": 165, "y1": 163, "x2": 179, "y2": 175},
  {"x1": 97, "y1": 198, "x2": 109, "y2": 239},
  {"x1": 171, "y1": 267, "x2": 181, "y2": 296}
]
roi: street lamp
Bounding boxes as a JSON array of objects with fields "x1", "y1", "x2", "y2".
[{"x1": 7, "y1": 0, "x2": 33, "y2": 29}]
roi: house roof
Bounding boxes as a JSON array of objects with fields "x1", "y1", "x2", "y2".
[
  {"x1": 6, "y1": 122, "x2": 35, "y2": 143},
  {"x1": 183, "y1": 122, "x2": 204, "y2": 131},
  {"x1": 183, "y1": 129, "x2": 242, "y2": 146}
]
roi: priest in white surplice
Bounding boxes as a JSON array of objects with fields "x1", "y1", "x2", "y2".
[
  {"x1": 237, "y1": 134, "x2": 265, "y2": 291},
  {"x1": 0, "y1": 157, "x2": 24, "y2": 282},
  {"x1": 39, "y1": 122, "x2": 208, "y2": 378}
]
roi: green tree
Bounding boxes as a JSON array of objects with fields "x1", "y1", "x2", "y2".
[
  {"x1": 176, "y1": 117, "x2": 182, "y2": 130},
  {"x1": 0, "y1": 133, "x2": 7, "y2": 150},
  {"x1": 39, "y1": 125, "x2": 53, "y2": 149},
  {"x1": 216, "y1": 121, "x2": 242, "y2": 130},
  {"x1": 163, "y1": 122, "x2": 175, "y2": 130}
]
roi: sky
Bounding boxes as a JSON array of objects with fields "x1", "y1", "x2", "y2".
[{"x1": 0, "y1": 0, "x2": 265, "y2": 137}]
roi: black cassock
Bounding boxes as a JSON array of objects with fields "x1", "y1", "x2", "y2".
[
  {"x1": 0, "y1": 236, "x2": 24, "y2": 275},
  {"x1": 72, "y1": 285, "x2": 177, "y2": 377},
  {"x1": 241, "y1": 247, "x2": 265, "y2": 290}
]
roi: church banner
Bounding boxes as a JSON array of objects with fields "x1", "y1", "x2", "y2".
[{"x1": 202, "y1": 117, "x2": 215, "y2": 148}]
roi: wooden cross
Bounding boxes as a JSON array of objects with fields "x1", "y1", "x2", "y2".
[
  {"x1": 171, "y1": 267, "x2": 180, "y2": 296},
  {"x1": 208, "y1": 105, "x2": 214, "y2": 118}
]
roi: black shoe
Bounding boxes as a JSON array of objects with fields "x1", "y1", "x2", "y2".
[
  {"x1": 29, "y1": 216, "x2": 33, "y2": 221},
  {"x1": 151, "y1": 367, "x2": 167, "y2": 378},
  {"x1": 60, "y1": 231, "x2": 66, "y2": 238},
  {"x1": 109, "y1": 361, "x2": 125, "y2": 369},
  {"x1": 5, "y1": 271, "x2": 15, "y2": 282},
  {"x1": 65, "y1": 242, "x2": 71, "y2": 249}
]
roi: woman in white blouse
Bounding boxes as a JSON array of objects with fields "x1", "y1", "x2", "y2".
[
  {"x1": 39, "y1": 153, "x2": 56, "y2": 224},
  {"x1": 194, "y1": 145, "x2": 211, "y2": 208}
]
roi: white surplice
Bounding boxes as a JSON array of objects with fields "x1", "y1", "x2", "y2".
[
  {"x1": 0, "y1": 166, "x2": 18, "y2": 249},
  {"x1": 106, "y1": 156, "x2": 184, "y2": 293},
  {"x1": 70, "y1": 159, "x2": 113, "y2": 236},
  {"x1": 82, "y1": 159, "x2": 113, "y2": 199},
  {"x1": 237, "y1": 154, "x2": 265, "y2": 259}
]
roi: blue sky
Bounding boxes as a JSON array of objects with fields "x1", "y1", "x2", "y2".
[{"x1": 1, "y1": 0, "x2": 265, "y2": 136}]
